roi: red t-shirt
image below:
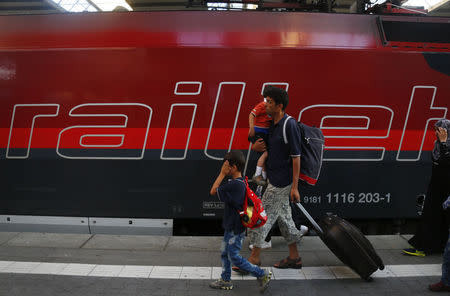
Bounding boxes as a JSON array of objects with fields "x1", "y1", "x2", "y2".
[{"x1": 251, "y1": 101, "x2": 271, "y2": 128}]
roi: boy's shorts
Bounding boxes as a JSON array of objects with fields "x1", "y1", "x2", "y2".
[{"x1": 249, "y1": 128, "x2": 268, "y2": 144}]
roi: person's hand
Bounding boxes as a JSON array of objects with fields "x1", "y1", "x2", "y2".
[
  {"x1": 248, "y1": 128, "x2": 255, "y2": 139},
  {"x1": 436, "y1": 127, "x2": 448, "y2": 143},
  {"x1": 252, "y1": 138, "x2": 266, "y2": 152},
  {"x1": 220, "y1": 160, "x2": 231, "y2": 176},
  {"x1": 290, "y1": 187, "x2": 300, "y2": 203}
]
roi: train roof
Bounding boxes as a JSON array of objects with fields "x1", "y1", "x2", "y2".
[
  {"x1": 0, "y1": 0, "x2": 449, "y2": 16},
  {"x1": 0, "y1": 11, "x2": 448, "y2": 52}
]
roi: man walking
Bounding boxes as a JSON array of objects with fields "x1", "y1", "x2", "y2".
[{"x1": 248, "y1": 85, "x2": 308, "y2": 269}]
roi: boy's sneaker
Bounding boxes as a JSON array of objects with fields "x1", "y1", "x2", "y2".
[
  {"x1": 402, "y1": 248, "x2": 426, "y2": 257},
  {"x1": 429, "y1": 281, "x2": 450, "y2": 292},
  {"x1": 209, "y1": 279, "x2": 233, "y2": 290},
  {"x1": 249, "y1": 240, "x2": 272, "y2": 250},
  {"x1": 257, "y1": 270, "x2": 272, "y2": 293}
]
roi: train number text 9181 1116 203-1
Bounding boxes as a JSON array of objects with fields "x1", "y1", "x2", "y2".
[{"x1": 302, "y1": 193, "x2": 391, "y2": 204}]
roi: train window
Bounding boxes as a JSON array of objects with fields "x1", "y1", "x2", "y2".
[{"x1": 380, "y1": 20, "x2": 450, "y2": 44}]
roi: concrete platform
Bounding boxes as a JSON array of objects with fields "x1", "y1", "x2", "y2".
[{"x1": 0, "y1": 232, "x2": 445, "y2": 295}]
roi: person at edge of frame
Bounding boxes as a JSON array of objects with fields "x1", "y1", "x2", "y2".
[
  {"x1": 430, "y1": 194, "x2": 450, "y2": 292},
  {"x1": 404, "y1": 119, "x2": 450, "y2": 258}
]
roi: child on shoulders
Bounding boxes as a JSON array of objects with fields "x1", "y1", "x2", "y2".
[{"x1": 248, "y1": 100, "x2": 271, "y2": 194}]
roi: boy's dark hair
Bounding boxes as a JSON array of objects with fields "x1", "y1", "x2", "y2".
[
  {"x1": 224, "y1": 150, "x2": 245, "y2": 173},
  {"x1": 263, "y1": 85, "x2": 289, "y2": 110}
]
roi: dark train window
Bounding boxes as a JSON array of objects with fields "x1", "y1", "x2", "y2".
[{"x1": 380, "y1": 21, "x2": 450, "y2": 44}]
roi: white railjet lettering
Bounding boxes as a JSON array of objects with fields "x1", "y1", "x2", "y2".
[
  {"x1": 204, "y1": 82, "x2": 246, "y2": 160},
  {"x1": 6, "y1": 104, "x2": 60, "y2": 159},
  {"x1": 56, "y1": 103, "x2": 152, "y2": 160},
  {"x1": 298, "y1": 104, "x2": 393, "y2": 161},
  {"x1": 397, "y1": 86, "x2": 447, "y2": 161}
]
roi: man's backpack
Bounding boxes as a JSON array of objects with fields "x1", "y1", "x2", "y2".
[
  {"x1": 237, "y1": 177, "x2": 267, "y2": 229},
  {"x1": 283, "y1": 116, "x2": 325, "y2": 186}
]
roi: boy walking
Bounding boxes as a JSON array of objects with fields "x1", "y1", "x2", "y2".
[{"x1": 209, "y1": 150, "x2": 272, "y2": 293}]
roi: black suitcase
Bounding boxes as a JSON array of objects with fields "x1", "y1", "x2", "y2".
[{"x1": 296, "y1": 203, "x2": 384, "y2": 281}]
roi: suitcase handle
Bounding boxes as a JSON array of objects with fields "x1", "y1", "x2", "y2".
[{"x1": 295, "y1": 202, "x2": 324, "y2": 236}]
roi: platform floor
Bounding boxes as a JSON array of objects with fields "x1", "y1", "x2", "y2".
[{"x1": 0, "y1": 232, "x2": 445, "y2": 295}]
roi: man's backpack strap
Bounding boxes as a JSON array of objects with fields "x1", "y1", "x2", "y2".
[{"x1": 283, "y1": 115, "x2": 294, "y2": 144}]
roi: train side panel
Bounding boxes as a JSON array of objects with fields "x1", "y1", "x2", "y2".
[{"x1": 0, "y1": 12, "x2": 449, "y2": 219}]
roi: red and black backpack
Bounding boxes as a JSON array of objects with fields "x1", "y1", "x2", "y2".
[{"x1": 237, "y1": 177, "x2": 267, "y2": 229}]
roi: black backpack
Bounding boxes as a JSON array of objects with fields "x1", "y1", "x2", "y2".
[{"x1": 283, "y1": 116, "x2": 325, "y2": 186}]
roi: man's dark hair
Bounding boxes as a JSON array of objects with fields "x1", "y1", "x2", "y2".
[
  {"x1": 224, "y1": 150, "x2": 245, "y2": 173},
  {"x1": 263, "y1": 85, "x2": 289, "y2": 110}
]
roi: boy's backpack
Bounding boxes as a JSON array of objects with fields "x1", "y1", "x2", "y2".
[
  {"x1": 283, "y1": 116, "x2": 325, "y2": 186},
  {"x1": 237, "y1": 177, "x2": 267, "y2": 229}
]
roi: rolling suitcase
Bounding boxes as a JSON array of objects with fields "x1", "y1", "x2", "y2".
[{"x1": 296, "y1": 203, "x2": 384, "y2": 281}]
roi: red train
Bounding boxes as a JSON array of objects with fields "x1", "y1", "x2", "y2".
[{"x1": 0, "y1": 12, "x2": 449, "y2": 224}]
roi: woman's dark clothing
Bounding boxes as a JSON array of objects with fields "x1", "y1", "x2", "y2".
[{"x1": 409, "y1": 141, "x2": 450, "y2": 254}]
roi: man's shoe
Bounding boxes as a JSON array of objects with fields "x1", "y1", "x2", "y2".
[
  {"x1": 257, "y1": 269, "x2": 272, "y2": 293},
  {"x1": 299, "y1": 225, "x2": 309, "y2": 237},
  {"x1": 209, "y1": 279, "x2": 233, "y2": 290},
  {"x1": 429, "y1": 281, "x2": 450, "y2": 292},
  {"x1": 402, "y1": 248, "x2": 426, "y2": 257},
  {"x1": 249, "y1": 240, "x2": 272, "y2": 251}
]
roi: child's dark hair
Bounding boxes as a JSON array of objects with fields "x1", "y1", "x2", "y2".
[
  {"x1": 263, "y1": 85, "x2": 289, "y2": 110},
  {"x1": 224, "y1": 150, "x2": 245, "y2": 172}
]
